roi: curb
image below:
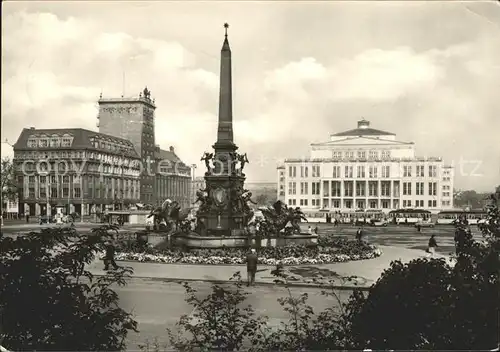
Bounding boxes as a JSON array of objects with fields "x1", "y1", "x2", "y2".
[{"x1": 91, "y1": 273, "x2": 371, "y2": 291}]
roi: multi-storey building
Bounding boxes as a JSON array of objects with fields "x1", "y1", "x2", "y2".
[
  {"x1": 277, "y1": 119, "x2": 454, "y2": 212},
  {"x1": 97, "y1": 88, "x2": 192, "y2": 206},
  {"x1": 98, "y1": 88, "x2": 157, "y2": 204},
  {"x1": 12, "y1": 128, "x2": 141, "y2": 216},
  {"x1": 155, "y1": 145, "x2": 192, "y2": 209}
]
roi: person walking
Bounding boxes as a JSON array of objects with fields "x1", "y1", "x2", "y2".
[
  {"x1": 246, "y1": 248, "x2": 258, "y2": 287},
  {"x1": 427, "y1": 235, "x2": 438, "y2": 257},
  {"x1": 103, "y1": 240, "x2": 119, "y2": 270},
  {"x1": 314, "y1": 226, "x2": 319, "y2": 235},
  {"x1": 356, "y1": 227, "x2": 363, "y2": 243},
  {"x1": 308, "y1": 226, "x2": 313, "y2": 235}
]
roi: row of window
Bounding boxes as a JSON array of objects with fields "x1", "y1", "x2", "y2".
[
  {"x1": 89, "y1": 137, "x2": 134, "y2": 154},
  {"x1": 22, "y1": 185, "x2": 140, "y2": 200},
  {"x1": 402, "y1": 199, "x2": 437, "y2": 208},
  {"x1": 402, "y1": 182, "x2": 438, "y2": 196},
  {"x1": 288, "y1": 164, "x2": 444, "y2": 179},
  {"x1": 331, "y1": 150, "x2": 391, "y2": 159},
  {"x1": 27, "y1": 134, "x2": 74, "y2": 148},
  {"x1": 288, "y1": 181, "x2": 399, "y2": 197}
]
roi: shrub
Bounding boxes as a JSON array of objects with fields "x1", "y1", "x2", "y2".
[
  {"x1": 167, "y1": 272, "x2": 268, "y2": 351},
  {"x1": 342, "y1": 192, "x2": 500, "y2": 350},
  {"x1": 0, "y1": 225, "x2": 138, "y2": 351}
]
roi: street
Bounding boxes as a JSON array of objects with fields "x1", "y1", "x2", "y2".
[{"x1": 117, "y1": 278, "x2": 349, "y2": 350}]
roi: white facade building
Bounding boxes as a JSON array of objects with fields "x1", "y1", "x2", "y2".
[{"x1": 277, "y1": 119, "x2": 454, "y2": 213}]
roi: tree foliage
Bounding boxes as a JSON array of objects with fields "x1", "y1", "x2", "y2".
[
  {"x1": 343, "y1": 191, "x2": 500, "y2": 350},
  {"x1": 1, "y1": 157, "x2": 17, "y2": 203},
  {"x1": 0, "y1": 225, "x2": 138, "y2": 351}
]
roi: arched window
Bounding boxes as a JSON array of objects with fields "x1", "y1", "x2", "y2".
[
  {"x1": 38, "y1": 134, "x2": 49, "y2": 147},
  {"x1": 50, "y1": 134, "x2": 61, "y2": 147},
  {"x1": 61, "y1": 133, "x2": 74, "y2": 147},
  {"x1": 27, "y1": 135, "x2": 38, "y2": 148}
]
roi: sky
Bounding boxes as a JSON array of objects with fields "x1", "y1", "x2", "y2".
[{"x1": 2, "y1": 1, "x2": 500, "y2": 192}]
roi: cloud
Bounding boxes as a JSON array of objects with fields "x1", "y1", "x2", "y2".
[{"x1": 2, "y1": 4, "x2": 500, "y2": 191}]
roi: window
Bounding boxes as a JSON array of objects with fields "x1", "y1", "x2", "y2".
[
  {"x1": 381, "y1": 165, "x2": 390, "y2": 178},
  {"x1": 332, "y1": 200, "x2": 340, "y2": 208},
  {"x1": 369, "y1": 166, "x2": 378, "y2": 178},
  {"x1": 74, "y1": 187, "x2": 81, "y2": 198},
  {"x1": 40, "y1": 176, "x2": 46, "y2": 184},
  {"x1": 428, "y1": 200, "x2": 437, "y2": 208},
  {"x1": 40, "y1": 187, "x2": 46, "y2": 198},
  {"x1": 344, "y1": 182, "x2": 353, "y2": 197},
  {"x1": 300, "y1": 166, "x2": 309, "y2": 178},
  {"x1": 29, "y1": 187, "x2": 35, "y2": 198},
  {"x1": 403, "y1": 165, "x2": 412, "y2": 177},
  {"x1": 39, "y1": 139, "x2": 49, "y2": 147},
  {"x1": 382, "y1": 200, "x2": 390, "y2": 209},
  {"x1": 314, "y1": 182, "x2": 321, "y2": 195},
  {"x1": 63, "y1": 176, "x2": 70, "y2": 184},
  {"x1": 357, "y1": 151, "x2": 366, "y2": 159},
  {"x1": 345, "y1": 151, "x2": 354, "y2": 159},
  {"x1": 416, "y1": 165, "x2": 425, "y2": 177},
  {"x1": 369, "y1": 200, "x2": 377, "y2": 209},
  {"x1": 403, "y1": 182, "x2": 412, "y2": 195},
  {"x1": 288, "y1": 166, "x2": 297, "y2": 178},
  {"x1": 357, "y1": 166, "x2": 365, "y2": 178},
  {"x1": 381, "y1": 150, "x2": 391, "y2": 159},
  {"x1": 416, "y1": 182, "x2": 424, "y2": 195},
  {"x1": 345, "y1": 166, "x2": 353, "y2": 178},
  {"x1": 331, "y1": 181, "x2": 341, "y2": 197},
  {"x1": 290, "y1": 182, "x2": 297, "y2": 195},
  {"x1": 28, "y1": 176, "x2": 35, "y2": 183},
  {"x1": 368, "y1": 182, "x2": 378, "y2": 197},
  {"x1": 369, "y1": 150, "x2": 378, "y2": 159},
  {"x1": 429, "y1": 165, "x2": 437, "y2": 177},
  {"x1": 381, "y1": 182, "x2": 391, "y2": 197},
  {"x1": 356, "y1": 182, "x2": 365, "y2": 197},
  {"x1": 332, "y1": 166, "x2": 341, "y2": 178},
  {"x1": 428, "y1": 182, "x2": 437, "y2": 196},
  {"x1": 28, "y1": 139, "x2": 38, "y2": 148},
  {"x1": 50, "y1": 136, "x2": 61, "y2": 147},
  {"x1": 312, "y1": 165, "x2": 320, "y2": 177},
  {"x1": 300, "y1": 182, "x2": 308, "y2": 195},
  {"x1": 333, "y1": 151, "x2": 342, "y2": 159}
]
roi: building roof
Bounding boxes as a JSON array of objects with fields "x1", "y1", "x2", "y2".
[
  {"x1": 331, "y1": 119, "x2": 395, "y2": 137},
  {"x1": 155, "y1": 146, "x2": 182, "y2": 163},
  {"x1": 13, "y1": 127, "x2": 140, "y2": 157}
]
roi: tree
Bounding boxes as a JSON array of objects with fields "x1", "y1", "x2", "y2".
[
  {"x1": 343, "y1": 194, "x2": 500, "y2": 350},
  {"x1": 1, "y1": 157, "x2": 17, "y2": 211},
  {"x1": 0, "y1": 225, "x2": 138, "y2": 351}
]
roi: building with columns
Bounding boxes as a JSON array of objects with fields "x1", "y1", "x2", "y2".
[
  {"x1": 97, "y1": 87, "x2": 191, "y2": 207},
  {"x1": 277, "y1": 119, "x2": 454, "y2": 213},
  {"x1": 155, "y1": 145, "x2": 192, "y2": 209},
  {"x1": 12, "y1": 127, "x2": 141, "y2": 217}
]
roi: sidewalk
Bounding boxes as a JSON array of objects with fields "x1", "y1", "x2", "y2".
[{"x1": 86, "y1": 245, "x2": 453, "y2": 289}]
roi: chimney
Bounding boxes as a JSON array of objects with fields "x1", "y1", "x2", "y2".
[
  {"x1": 30, "y1": 127, "x2": 35, "y2": 130},
  {"x1": 169, "y1": 146, "x2": 174, "y2": 152}
]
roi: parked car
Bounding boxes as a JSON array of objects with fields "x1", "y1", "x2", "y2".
[
  {"x1": 370, "y1": 218, "x2": 388, "y2": 227},
  {"x1": 415, "y1": 219, "x2": 435, "y2": 228}
]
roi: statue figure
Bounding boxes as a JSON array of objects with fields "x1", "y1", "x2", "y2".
[
  {"x1": 143, "y1": 87, "x2": 151, "y2": 100},
  {"x1": 193, "y1": 189, "x2": 209, "y2": 206},
  {"x1": 237, "y1": 153, "x2": 249, "y2": 171},
  {"x1": 201, "y1": 152, "x2": 214, "y2": 173}
]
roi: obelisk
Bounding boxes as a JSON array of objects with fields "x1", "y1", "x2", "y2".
[
  {"x1": 196, "y1": 23, "x2": 247, "y2": 237},
  {"x1": 214, "y1": 23, "x2": 236, "y2": 148}
]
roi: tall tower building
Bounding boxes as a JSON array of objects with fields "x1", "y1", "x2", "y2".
[{"x1": 97, "y1": 88, "x2": 156, "y2": 203}]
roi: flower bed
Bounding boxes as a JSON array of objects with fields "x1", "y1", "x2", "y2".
[{"x1": 109, "y1": 235, "x2": 382, "y2": 265}]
